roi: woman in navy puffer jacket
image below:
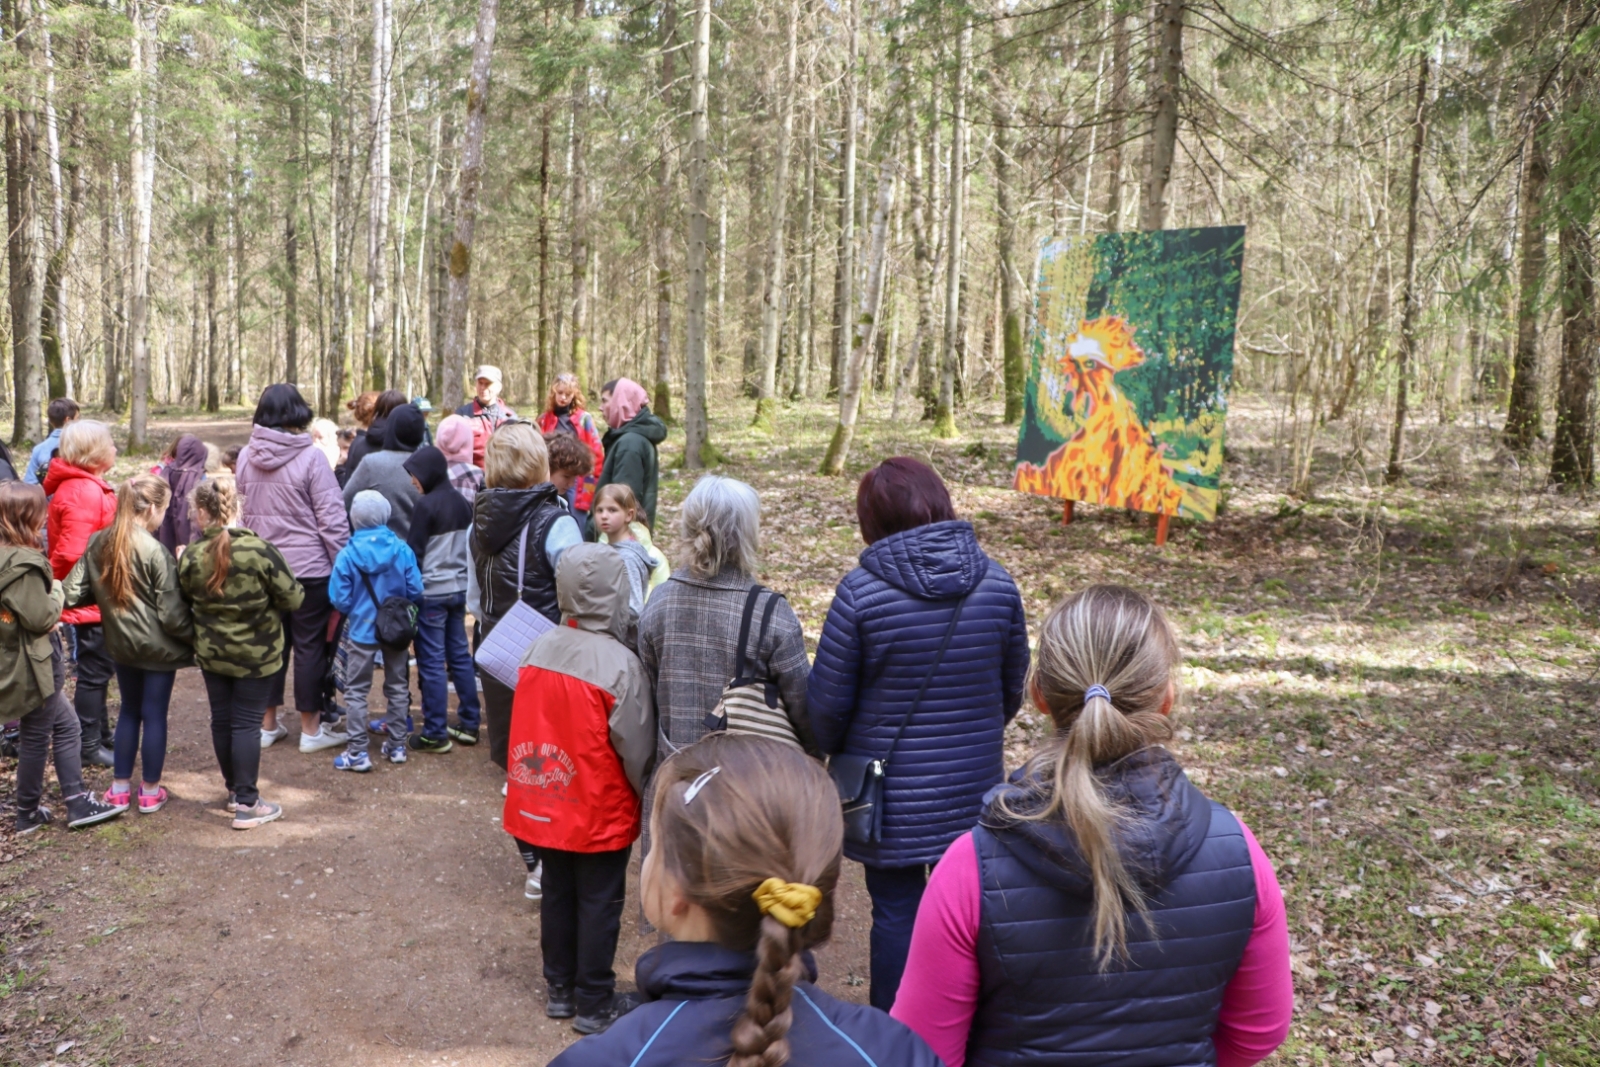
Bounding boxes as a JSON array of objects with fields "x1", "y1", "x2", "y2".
[{"x1": 809, "y1": 457, "x2": 1029, "y2": 1012}]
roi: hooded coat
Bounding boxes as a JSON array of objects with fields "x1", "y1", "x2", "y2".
[
  {"x1": 0, "y1": 545, "x2": 64, "y2": 717},
  {"x1": 503, "y1": 543, "x2": 654, "y2": 852},
  {"x1": 342, "y1": 405, "x2": 426, "y2": 538},
  {"x1": 235, "y1": 425, "x2": 350, "y2": 579},
  {"x1": 809, "y1": 520, "x2": 1030, "y2": 867},
  {"x1": 328, "y1": 524, "x2": 424, "y2": 647},
  {"x1": 550, "y1": 941, "x2": 943, "y2": 1067},
  {"x1": 592, "y1": 408, "x2": 667, "y2": 532},
  {"x1": 63, "y1": 526, "x2": 194, "y2": 669},
  {"x1": 42, "y1": 458, "x2": 117, "y2": 625},
  {"x1": 156, "y1": 434, "x2": 209, "y2": 553},
  {"x1": 403, "y1": 446, "x2": 472, "y2": 598}
]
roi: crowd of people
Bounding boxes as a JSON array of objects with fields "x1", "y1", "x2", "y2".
[{"x1": 0, "y1": 370, "x2": 1292, "y2": 1067}]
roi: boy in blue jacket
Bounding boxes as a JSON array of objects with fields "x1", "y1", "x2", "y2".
[{"x1": 329, "y1": 491, "x2": 423, "y2": 771}]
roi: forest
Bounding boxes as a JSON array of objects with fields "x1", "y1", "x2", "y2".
[{"x1": 0, "y1": 0, "x2": 1595, "y2": 487}]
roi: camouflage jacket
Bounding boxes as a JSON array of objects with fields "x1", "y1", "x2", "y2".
[{"x1": 177, "y1": 526, "x2": 305, "y2": 678}]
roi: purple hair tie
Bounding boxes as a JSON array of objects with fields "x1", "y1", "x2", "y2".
[{"x1": 1084, "y1": 684, "x2": 1111, "y2": 705}]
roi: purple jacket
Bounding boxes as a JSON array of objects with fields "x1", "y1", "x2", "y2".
[{"x1": 236, "y1": 425, "x2": 349, "y2": 579}]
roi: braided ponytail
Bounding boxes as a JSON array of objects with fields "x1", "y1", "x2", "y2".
[
  {"x1": 729, "y1": 918, "x2": 806, "y2": 1067},
  {"x1": 190, "y1": 477, "x2": 241, "y2": 598}
]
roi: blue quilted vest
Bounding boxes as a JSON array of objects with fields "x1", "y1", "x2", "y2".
[{"x1": 966, "y1": 749, "x2": 1257, "y2": 1067}]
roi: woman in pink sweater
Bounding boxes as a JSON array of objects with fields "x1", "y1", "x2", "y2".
[{"x1": 891, "y1": 584, "x2": 1292, "y2": 1067}]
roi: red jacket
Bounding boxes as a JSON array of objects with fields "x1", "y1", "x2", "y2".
[
  {"x1": 453, "y1": 398, "x2": 515, "y2": 469},
  {"x1": 503, "y1": 544, "x2": 655, "y2": 853},
  {"x1": 536, "y1": 407, "x2": 605, "y2": 513},
  {"x1": 43, "y1": 458, "x2": 117, "y2": 625}
]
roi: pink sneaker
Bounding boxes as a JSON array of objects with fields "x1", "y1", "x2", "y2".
[
  {"x1": 103, "y1": 786, "x2": 132, "y2": 812},
  {"x1": 137, "y1": 786, "x2": 168, "y2": 814}
]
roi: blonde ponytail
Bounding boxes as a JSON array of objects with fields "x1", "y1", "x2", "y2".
[
  {"x1": 190, "y1": 477, "x2": 241, "y2": 598},
  {"x1": 1000, "y1": 584, "x2": 1179, "y2": 968},
  {"x1": 99, "y1": 475, "x2": 172, "y2": 611}
]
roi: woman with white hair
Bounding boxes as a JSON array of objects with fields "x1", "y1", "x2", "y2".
[{"x1": 637, "y1": 475, "x2": 817, "y2": 760}]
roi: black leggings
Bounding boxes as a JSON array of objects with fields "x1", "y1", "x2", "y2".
[
  {"x1": 203, "y1": 671, "x2": 274, "y2": 807},
  {"x1": 73, "y1": 622, "x2": 115, "y2": 754},
  {"x1": 267, "y1": 577, "x2": 334, "y2": 713}
]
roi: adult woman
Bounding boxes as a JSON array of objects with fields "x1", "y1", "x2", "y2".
[
  {"x1": 535, "y1": 373, "x2": 604, "y2": 520},
  {"x1": 341, "y1": 402, "x2": 425, "y2": 536},
  {"x1": 155, "y1": 434, "x2": 209, "y2": 555},
  {"x1": 808, "y1": 457, "x2": 1029, "y2": 1011},
  {"x1": 592, "y1": 378, "x2": 665, "y2": 534},
  {"x1": 892, "y1": 586, "x2": 1292, "y2": 1067},
  {"x1": 336, "y1": 391, "x2": 380, "y2": 487},
  {"x1": 342, "y1": 389, "x2": 407, "y2": 485},
  {"x1": 235, "y1": 384, "x2": 350, "y2": 752},
  {"x1": 638, "y1": 475, "x2": 815, "y2": 762}
]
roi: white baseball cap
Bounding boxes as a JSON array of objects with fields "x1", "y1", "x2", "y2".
[{"x1": 473, "y1": 365, "x2": 503, "y2": 386}]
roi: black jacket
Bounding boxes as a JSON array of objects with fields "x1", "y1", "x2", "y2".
[
  {"x1": 404, "y1": 446, "x2": 472, "y2": 598},
  {"x1": 591, "y1": 408, "x2": 667, "y2": 533},
  {"x1": 551, "y1": 941, "x2": 943, "y2": 1067},
  {"x1": 471, "y1": 483, "x2": 567, "y2": 632}
]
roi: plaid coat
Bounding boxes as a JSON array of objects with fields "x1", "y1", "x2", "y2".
[{"x1": 637, "y1": 567, "x2": 816, "y2": 760}]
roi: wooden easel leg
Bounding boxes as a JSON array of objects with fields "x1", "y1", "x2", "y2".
[
  {"x1": 1155, "y1": 512, "x2": 1170, "y2": 546},
  {"x1": 1062, "y1": 500, "x2": 1075, "y2": 526}
]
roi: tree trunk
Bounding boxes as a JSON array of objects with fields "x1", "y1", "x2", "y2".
[
  {"x1": 1140, "y1": 0, "x2": 1184, "y2": 231},
  {"x1": 568, "y1": 0, "x2": 591, "y2": 391},
  {"x1": 1550, "y1": 40, "x2": 1596, "y2": 488},
  {"x1": 653, "y1": 0, "x2": 677, "y2": 421},
  {"x1": 365, "y1": 0, "x2": 393, "y2": 391},
  {"x1": 933, "y1": 19, "x2": 970, "y2": 439},
  {"x1": 441, "y1": 0, "x2": 500, "y2": 410},
  {"x1": 791, "y1": 107, "x2": 817, "y2": 400},
  {"x1": 1384, "y1": 55, "x2": 1430, "y2": 485},
  {"x1": 752, "y1": 0, "x2": 799, "y2": 430},
  {"x1": 206, "y1": 171, "x2": 219, "y2": 412},
  {"x1": 993, "y1": 69, "x2": 1023, "y2": 423},
  {"x1": 829, "y1": 0, "x2": 860, "y2": 398},
  {"x1": 126, "y1": 0, "x2": 157, "y2": 449},
  {"x1": 41, "y1": 20, "x2": 76, "y2": 401},
  {"x1": 536, "y1": 93, "x2": 553, "y2": 400},
  {"x1": 893, "y1": 136, "x2": 936, "y2": 420},
  {"x1": 1104, "y1": 3, "x2": 1130, "y2": 231},
  {"x1": 5, "y1": 0, "x2": 45, "y2": 444},
  {"x1": 683, "y1": 0, "x2": 712, "y2": 468},
  {"x1": 1504, "y1": 99, "x2": 1549, "y2": 453}
]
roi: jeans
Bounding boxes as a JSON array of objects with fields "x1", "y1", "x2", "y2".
[
  {"x1": 864, "y1": 862, "x2": 933, "y2": 1011},
  {"x1": 267, "y1": 577, "x2": 335, "y2": 713},
  {"x1": 16, "y1": 633, "x2": 83, "y2": 811},
  {"x1": 415, "y1": 592, "x2": 481, "y2": 740},
  {"x1": 73, "y1": 622, "x2": 115, "y2": 754},
  {"x1": 344, "y1": 643, "x2": 410, "y2": 753},
  {"x1": 540, "y1": 845, "x2": 631, "y2": 1015},
  {"x1": 111, "y1": 665, "x2": 176, "y2": 783},
  {"x1": 202, "y1": 671, "x2": 273, "y2": 807}
]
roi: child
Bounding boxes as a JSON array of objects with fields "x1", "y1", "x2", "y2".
[
  {"x1": 0, "y1": 482, "x2": 122, "y2": 832},
  {"x1": 178, "y1": 476, "x2": 304, "y2": 829},
  {"x1": 63, "y1": 476, "x2": 194, "y2": 814},
  {"x1": 328, "y1": 490, "x2": 423, "y2": 771},
  {"x1": 544, "y1": 432, "x2": 596, "y2": 522},
  {"x1": 552, "y1": 733, "x2": 941, "y2": 1064},
  {"x1": 43, "y1": 419, "x2": 119, "y2": 766},
  {"x1": 403, "y1": 445, "x2": 481, "y2": 751},
  {"x1": 504, "y1": 543, "x2": 654, "y2": 1035},
  {"x1": 24, "y1": 397, "x2": 79, "y2": 485},
  {"x1": 221, "y1": 445, "x2": 241, "y2": 472},
  {"x1": 891, "y1": 585, "x2": 1292, "y2": 1067},
  {"x1": 536, "y1": 374, "x2": 605, "y2": 520},
  {"x1": 591, "y1": 484, "x2": 668, "y2": 619},
  {"x1": 435, "y1": 413, "x2": 483, "y2": 509}
]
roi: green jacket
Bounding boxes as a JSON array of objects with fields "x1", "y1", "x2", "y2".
[
  {"x1": 63, "y1": 527, "x2": 194, "y2": 670},
  {"x1": 177, "y1": 526, "x2": 305, "y2": 678},
  {"x1": 591, "y1": 409, "x2": 667, "y2": 533},
  {"x1": 0, "y1": 545, "x2": 64, "y2": 718}
]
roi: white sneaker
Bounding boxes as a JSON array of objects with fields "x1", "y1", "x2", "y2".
[
  {"x1": 260, "y1": 724, "x2": 289, "y2": 748},
  {"x1": 299, "y1": 727, "x2": 348, "y2": 754},
  {"x1": 501, "y1": 781, "x2": 508, "y2": 797},
  {"x1": 525, "y1": 862, "x2": 543, "y2": 900}
]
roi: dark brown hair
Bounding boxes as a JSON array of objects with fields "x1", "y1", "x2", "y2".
[
  {"x1": 47, "y1": 397, "x2": 80, "y2": 429},
  {"x1": 855, "y1": 457, "x2": 956, "y2": 544},
  {"x1": 0, "y1": 482, "x2": 48, "y2": 548},
  {"x1": 544, "y1": 432, "x2": 595, "y2": 477},
  {"x1": 373, "y1": 390, "x2": 409, "y2": 421},
  {"x1": 651, "y1": 735, "x2": 843, "y2": 1067}
]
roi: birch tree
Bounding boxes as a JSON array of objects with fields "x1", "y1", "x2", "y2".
[
  {"x1": 682, "y1": 0, "x2": 712, "y2": 468},
  {"x1": 752, "y1": 0, "x2": 799, "y2": 431},
  {"x1": 126, "y1": 0, "x2": 157, "y2": 448},
  {"x1": 933, "y1": 18, "x2": 969, "y2": 439}
]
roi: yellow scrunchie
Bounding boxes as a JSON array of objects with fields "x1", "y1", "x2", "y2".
[{"x1": 752, "y1": 878, "x2": 822, "y2": 929}]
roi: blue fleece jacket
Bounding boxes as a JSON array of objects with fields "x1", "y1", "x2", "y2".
[{"x1": 329, "y1": 525, "x2": 423, "y2": 646}]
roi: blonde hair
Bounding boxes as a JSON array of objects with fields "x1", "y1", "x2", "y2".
[
  {"x1": 677, "y1": 475, "x2": 760, "y2": 579},
  {"x1": 98, "y1": 475, "x2": 172, "y2": 611},
  {"x1": 190, "y1": 476, "x2": 241, "y2": 598},
  {"x1": 593, "y1": 482, "x2": 638, "y2": 522},
  {"x1": 59, "y1": 419, "x2": 116, "y2": 472},
  {"x1": 651, "y1": 735, "x2": 842, "y2": 1067},
  {"x1": 484, "y1": 421, "x2": 549, "y2": 489},
  {"x1": 544, "y1": 372, "x2": 587, "y2": 415},
  {"x1": 1001, "y1": 584, "x2": 1179, "y2": 968}
]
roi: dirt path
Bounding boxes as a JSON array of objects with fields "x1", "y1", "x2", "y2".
[{"x1": 3, "y1": 664, "x2": 872, "y2": 1067}]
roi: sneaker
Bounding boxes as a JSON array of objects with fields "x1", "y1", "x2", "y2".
[
  {"x1": 260, "y1": 724, "x2": 289, "y2": 748},
  {"x1": 408, "y1": 733, "x2": 453, "y2": 754},
  {"x1": 66, "y1": 792, "x2": 124, "y2": 829},
  {"x1": 501, "y1": 781, "x2": 508, "y2": 797},
  {"x1": 545, "y1": 986, "x2": 576, "y2": 1019},
  {"x1": 382, "y1": 740, "x2": 408, "y2": 765},
  {"x1": 525, "y1": 861, "x2": 543, "y2": 900},
  {"x1": 333, "y1": 750, "x2": 373, "y2": 773},
  {"x1": 447, "y1": 724, "x2": 480, "y2": 746},
  {"x1": 573, "y1": 993, "x2": 639, "y2": 1035},
  {"x1": 104, "y1": 784, "x2": 132, "y2": 811},
  {"x1": 298, "y1": 727, "x2": 348, "y2": 753},
  {"x1": 137, "y1": 786, "x2": 168, "y2": 814},
  {"x1": 16, "y1": 806, "x2": 51, "y2": 834},
  {"x1": 225, "y1": 792, "x2": 239, "y2": 813},
  {"x1": 85, "y1": 746, "x2": 115, "y2": 767},
  {"x1": 232, "y1": 800, "x2": 283, "y2": 830}
]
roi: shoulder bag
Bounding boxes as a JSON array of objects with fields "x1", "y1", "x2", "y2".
[
  {"x1": 359, "y1": 570, "x2": 419, "y2": 650},
  {"x1": 827, "y1": 593, "x2": 969, "y2": 846},
  {"x1": 473, "y1": 522, "x2": 557, "y2": 690},
  {"x1": 703, "y1": 585, "x2": 799, "y2": 749}
]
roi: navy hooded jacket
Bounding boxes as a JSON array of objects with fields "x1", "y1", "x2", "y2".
[
  {"x1": 550, "y1": 941, "x2": 944, "y2": 1067},
  {"x1": 809, "y1": 520, "x2": 1029, "y2": 867}
]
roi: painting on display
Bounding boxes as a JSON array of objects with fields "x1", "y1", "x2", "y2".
[{"x1": 1012, "y1": 226, "x2": 1246, "y2": 522}]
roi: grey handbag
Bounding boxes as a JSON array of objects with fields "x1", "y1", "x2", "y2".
[{"x1": 473, "y1": 522, "x2": 557, "y2": 690}]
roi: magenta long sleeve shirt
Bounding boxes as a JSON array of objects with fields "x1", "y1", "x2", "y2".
[{"x1": 890, "y1": 821, "x2": 1293, "y2": 1067}]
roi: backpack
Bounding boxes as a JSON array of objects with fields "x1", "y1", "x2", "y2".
[
  {"x1": 702, "y1": 585, "x2": 800, "y2": 749},
  {"x1": 358, "y1": 569, "x2": 418, "y2": 649}
]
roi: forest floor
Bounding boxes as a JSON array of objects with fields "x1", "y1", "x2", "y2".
[{"x1": 1, "y1": 394, "x2": 1597, "y2": 1067}]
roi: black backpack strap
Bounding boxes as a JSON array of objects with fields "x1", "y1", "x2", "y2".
[
  {"x1": 753, "y1": 591, "x2": 784, "y2": 707},
  {"x1": 880, "y1": 593, "x2": 970, "y2": 769},
  {"x1": 731, "y1": 585, "x2": 763, "y2": 681},
  {"x1": 358, "y1": 569, "x2": 382, "y2": 612}
]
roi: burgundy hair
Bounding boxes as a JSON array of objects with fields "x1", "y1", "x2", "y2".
[{"x1": 856, "y1": 457, "x2": 956, "y2": 544}]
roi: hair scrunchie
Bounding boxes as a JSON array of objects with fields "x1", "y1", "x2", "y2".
[{"x1": 752, "y1": 878, "x2": 822, "y2": 929}]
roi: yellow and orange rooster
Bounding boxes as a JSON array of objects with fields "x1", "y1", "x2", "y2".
[{"x1": 1013, "y1": 315, "x2": 1185, "y2": 516}]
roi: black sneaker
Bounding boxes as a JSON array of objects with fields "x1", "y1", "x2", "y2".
[
  {"x1": 446, "y1": 724, "x2": 480, "y2": 747},
  {"x1": 84, "y1": 746, "x2": 115, "y2": 768},
  {"x1": 545, "y1": 986, "x2": 576, "y2": 1019},
  {"x1": 16, "y1": 806, "x2": 51, "y2": 834},
  {"x1": 573, "y1": 993, "x2": 639, "y2": 1035},
  {"x1": 66, "y1": 792, "x2": 124, "y2": 829},
  {"x1": 408, "y1": 733, "x2": 453, "y2": 754}
]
